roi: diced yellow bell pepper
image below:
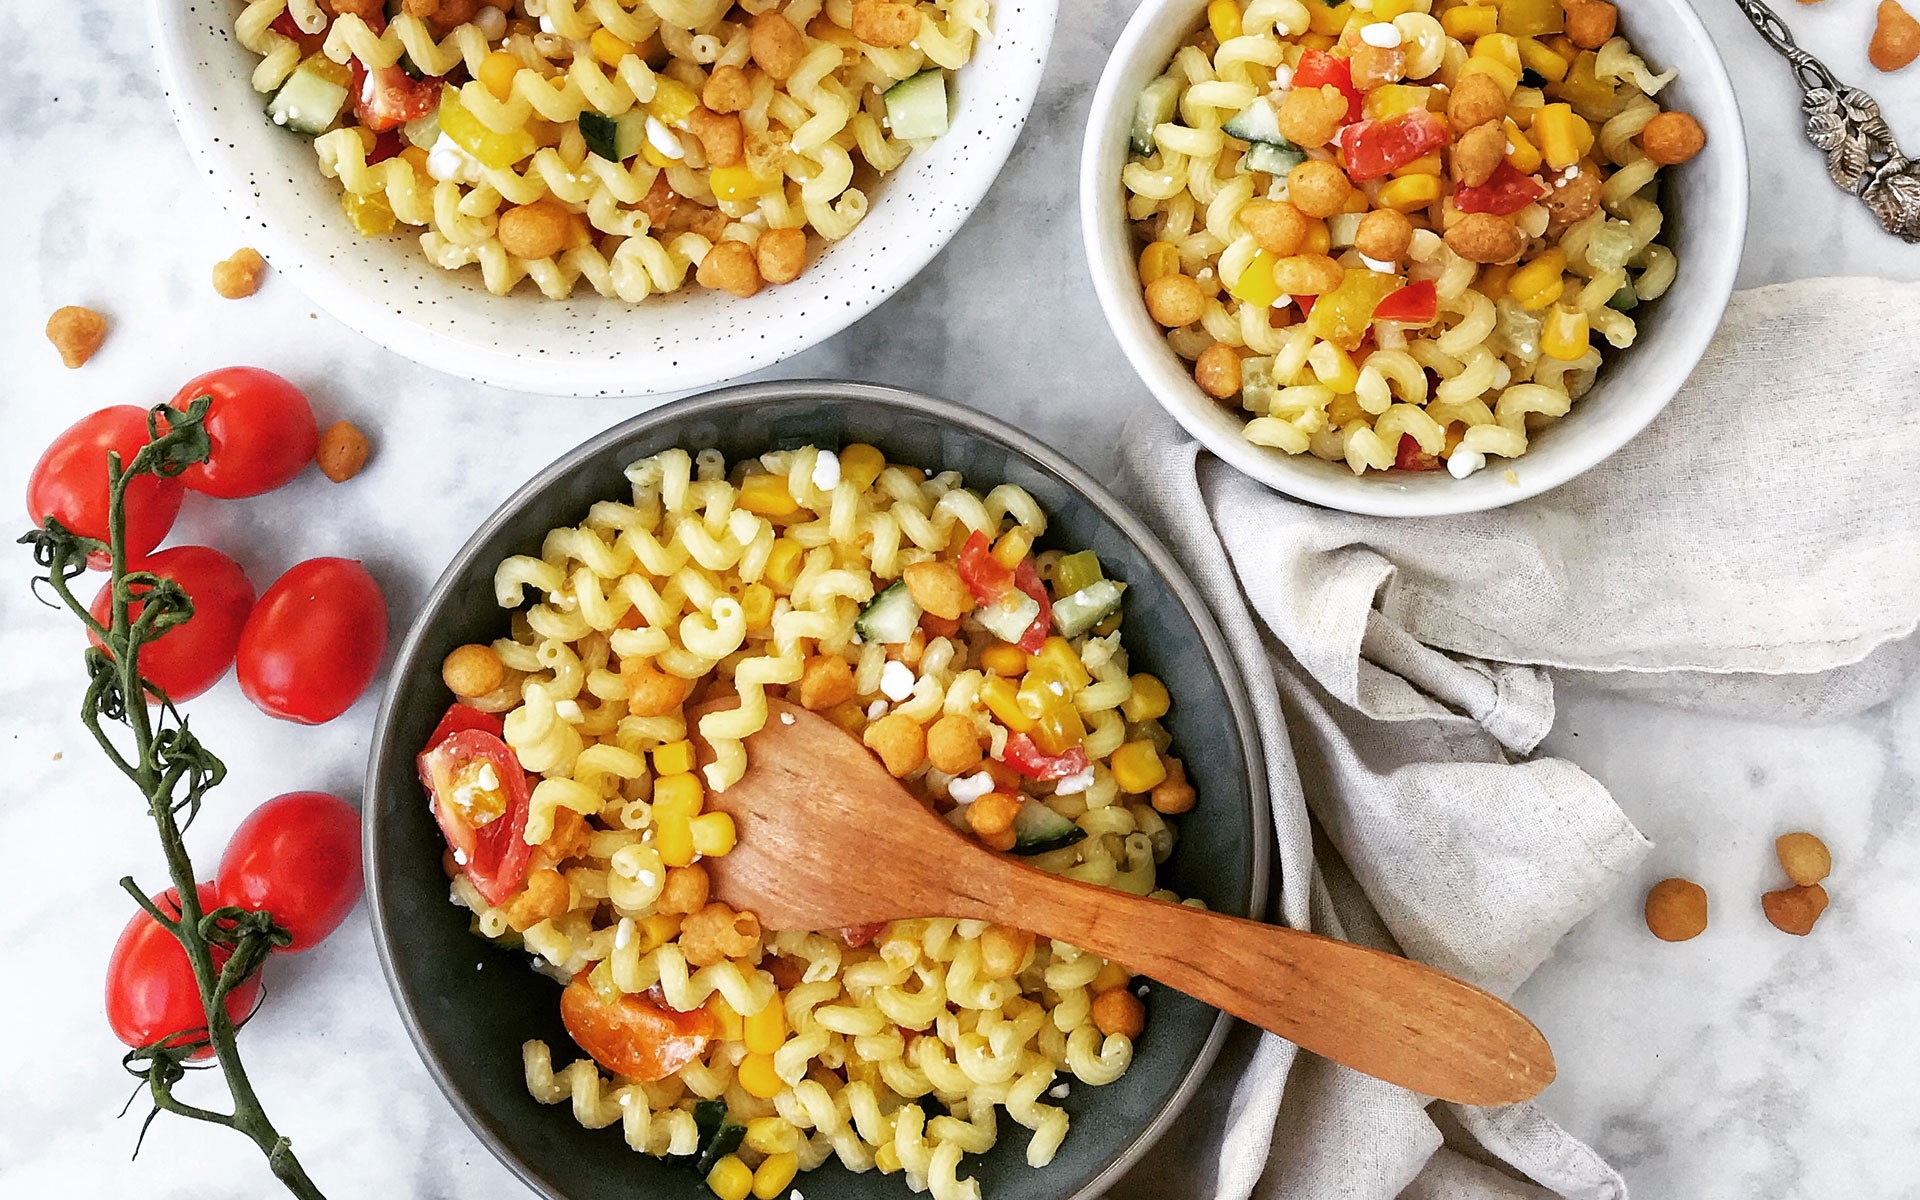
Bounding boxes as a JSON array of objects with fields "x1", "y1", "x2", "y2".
[
  {"x1": 991, "y1": 527, "x2": 1033, "y2": 569},
  {"x1": 838, "y1": 443, "x2": 886, "y2": 489},
  {"x1": 875, "y1": 1143, "x2": 903, "y2": 1174},
  {"x1": 639, "y1": 912, "x2": 681, "y2": 952},
  {"x1": 640, "y1": 140, "x2": 677, "y2": 169},
  {"x1": 763, "y1": 537, "x2": 804, "y2": 591},
  {"x1": 1370, "y1": 0, "x2": 1430, "y2": 19},
  {"x1": 1305, "y1": 269, "x2": 1403, "y2": 351},
  {"x1": 981, "y1": 676, "x2": 1036, "y2": 733},
  {"x1": 1471, "y1": 32, "x2": 1523, "y2": 72},
  {"x1": 1541, "y1": 304, "x2": 1590, "y2": 360},
  {"x1": 1533, "y1": 102, "x2": 1592, "y2": 169},
  {"x1": 478, "y1": 50, "x2": 521, "y2": 101},
  {"x1": 1441, "y1": 3, "x2": 1499, "y2": 40},
  {"x1": 1458, "y1": 55, "x2": 1519, "y2": 95},
  {"x1": 1030, "y1": 637, "x2": 1092, "y2": 690},
  {"x1": 647, "y1": 76, "x2": 699, "y2": 125},
  {"x1": 1208, "y1": 0, "x2": 1244, "y2": 40},
  {"x1": 342, "y1": 189, "x2": 396, "y2": 237},
  {"x1": 1308, "y1": 341, "x2": 1362, "y2": 392},
  {"x1": 1365, "y1": 84, "x2": 1433, "y2": 120},
  {"x1": 1553, "y1": 51, "x2": 1617, "y2": 117},
  {"x1": 738, "y1": 473, "x2": 800, "y2": 516},
  {"x1": 1138, "y1": 240, "x2": 1180, "y2": 284},
  {"x1": 1377, "y1": 173, "x2": 1444, "y2": 212},
  {"x1": 710, "y1": 163, "x2": 781, "y2": 202},
  {"x1": 981, "y1": 643, "x2": 1029, "y2": 677},
  {"x1": 1229, "y1": 249, "x2": 1285, "y2": 308},
  {"x1": 706, "y1": 993, "x2": 746, "y2": 1041},
  {"x1": 1018, "y1": 663, "x2": 1078, "y2": 722},
  {"x1": 1496, "y1": 0, "x2": 1564, "y2": 37},
  {"x1": 653, "y1": 739, "x2": 696, "y2": 777},
  {"x1": 1516, "y1": 36, "x2": 1571, "y2": 82},
  {"x1": 738, "y1": 582, "x2": 774, "y2": 630},
  {"x1": 1308, "y1": 1, "x2": 1354, "y2": 35},
  {"x1": 1503, "y1": 118, "x2": 1543, "y2": 170},
  {"x1": 438, "y1": 84, "x2": 538, "y2": 168},
  {"x1": 1299, "y1": 31, "x2": 1337, "y2": 50},
  {"x1": 1391, "y1": 153, "x2": 1445, "y2": 177},
  {"x1": 1507, "y1": 248, "x2": 1566, "y2": 309},
  {"x1": 590, "y1": 28, "x2": 634, "y2": 69},
  {"x1": 1111, "y1": 742, "x2": 1170, "y2": 794},
  {"x1": 1121, "y1": 674, "x2": 1171, "y2": 722},
  {"x1": 1029, "y1": 705, "x2": 1087, "y2": 756}
]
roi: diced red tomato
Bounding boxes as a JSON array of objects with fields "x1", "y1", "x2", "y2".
[
  {"x1": 1011, "y1": 560, "x2": 1051, "y2": 654},
  {"x1": 1340, "y1": 109, "x2": 1450, "y2": 181},
  {"x1": 1453, "y1": 161, "x2": 1545, "y2": 215},
  {"x1": 418, "y1": 719, "x2": 532, "y2": 906},
  {"x1": 427, "y1": 702, "x2": 505, "y2": 749},
  {"x1": 1372, "y1": 279, "x2": 1437, "y2": 324},
  {"x1": 1395, "y1": 435, "x2": 1443, "y2": 471},
  {"x1": 270, "y1": 11, "x2": 301, "y2": 37},
  {"x1": 1002, "y1": 733, "x2": 1091, "y2": 781},
  {"x1": 367, "y1": 128, "x2": 403, "y2": 164},
  {"x1": 559, "y1": 978, "x2": 716, "y2": 1082},
  {"x1": 840, "y1": 922, "x2": 886, "y2": 947},
  {"x1": 351, "y1": 59, "x2": 441, "y2": 132},
  {"x1": 956, "y1": 531, "x2": 1015, "y2": 604},
  {"x1": 1293, "y1": 49, "x2": 1363, "y2": 123}
]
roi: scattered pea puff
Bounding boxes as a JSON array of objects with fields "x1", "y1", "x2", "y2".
[{"x1": 1125, "y1": 0, "x2": 1703, "y2": 476}]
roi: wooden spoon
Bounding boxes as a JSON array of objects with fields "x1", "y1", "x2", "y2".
[{"x1": 689, "y1": 697, "x2": 1554, "y2": 1106}]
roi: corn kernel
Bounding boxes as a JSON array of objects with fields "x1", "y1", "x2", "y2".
[
  {"x1": 738, "y1": 473, "x2": 800, "y2": 516},
  {"x1": 478, "y1": 50, "x2": 521, "y2": 101},
  {"x1": 1341, "y1": 188, "x2": 1371, "y2": 213},
  {"x1": 1541, "y1": 304, "x2": 1589, "y2": 360},
  {"x1": 590, "y1": 28, "x2": 635, "y2": 68},
  {"x1": 738, "y1": 582, "x2": 775, "y2": 631},
  {"x1": 707, "y1": 1154, "x2": 753, "y2": 1200},
  {"x1": 1121, "y1": 674, "x2": 1171, "y2": 722},
  {"x1": 1299, "y1": 31, "x2": 1337, "y2": 49},
  {"x1": 640, "y1": 141, "x2": 675, "y2": 169},
  {"x1": 1532, "y1": 103, "x2": 1591, "y2": 169},
  {"x1": 689, "y1": 811, "x2": 737, "y2": 858},
  {"x1": 1093, "y1": 960, "x2": 1132, "y2": 994},
  {"x1": 738, "y1": 1052, "x2": 783, "y2": 1099},
  {"x1": 1030, "y1": 637, "x2": 1092, "y2": 689},
  {"x1": 839, "y1": 443, "x2": 887, "y2": 489},
  {"x1": 1308, "y1": 340, "x2": 1360, "y2": 392},
  {"x1": 1307, "y1": 1, "x2": 1354, "y2": 34},
  {"x1": 640, "y1": 912, "x2": 682, "y2": 952},
  {"x1": 1138, "y1": 240, "x2": 1181, "y2": 284},
  {"x1": 981, "y1": 643, "x2": 1028, "y2": 677},
  {"x1": 1441, "y1": 4, "x2": 1498, "y2": 40},
  {"x1": 706, "y1": 993, "x2": 746, "y2": 1041},
  {"x1": 1470, "y1": 31, "x2": 1522, "y2": 72},
  {"x1": 752, "y1": 1153, "x2": 800, "y2": 1199},
  {"x1": 1302, "y1": 218, "x2": 1332, "y2": 254},
  {"x1": 648, "y1": 76, "x2": 699, "y2": 125},
  {"x1": 709, "y1": 164, "x2": 780, "y2": 203},
  {"x1": 744, "y1": 993, "x2": 787, "y2": 1054},
  {"x1": 1503, "y1": 118, "x2": 1543, "y2": 171},
  {"x1": 992, "y1": 527, "x2": 1033, "y2": 568},
  {"x1": 1507, "y1": 248, "x2": 1566, "y2": 309},
  {"x1": 1516, "y1": 36, "x2": 1570, "y2": 82},
  {"x1": 341, "y1": 189, "x2": 396, "y2": 237},
  {"x1": 1391, "y1": 152, "x2": 1444, "y2": 177},
  {"x1": 656, "y1": 817, "x2": 695, "y2": 867},
  {"x1": 1458, "y1": 55, "x2": 1519, "y2": 94},
  {"x1": 982, "y1": 676, "x2": 1036, "y2": 733},
  {"x1": 875, "y1": 1142, "x2": 903, "y2": 1174},
  {"x1": 1376, "y1": 174, "x2": 1444, "y2": 212},
  {"x1": 1208, "y1": 0, "x2": 1244, "y2": 39},
  {"x1": 1111, "y1": 741, "x2": 1170, "y2": 794},
  {"x1": 764, "y1": 538, "x2": 805, "y2": 591},
  {"x1": 744, "y1": 1116, "x2": 799, "y2": 1155},
  {"x1": 653, "y1": 740, "x2": 696, "y2": 777},
  {"x1": 1477, "y1": 262, "x2": 1518, "y2": 297},
  {"x1": 653, "y1": 772, "x2": 704, "y2": 821}
]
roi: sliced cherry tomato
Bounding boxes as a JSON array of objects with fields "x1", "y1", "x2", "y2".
[
  {"x1": 164, "y1": 368, "x2": 318, "y2": 499},
  {"x1": 1011, "y1": 559, "x2": 1051, "y2": 654},
  {"x1": 559, "y1": 977, "x2": 717, "y2": 1082},
  {"x1": 1293, "y1": 49, "x2": 1363, "y2": 123},
  {"x1": 1002, "y1": 733, "x2": 1091, "y2": 781},
  {"x1": 237, "y1": 557, "x2": 388, "y2": 724},
  {"x1": 27, "y1": 406, "x2": 185, "y2": 569},
  {"x1": 1340, "y1": 109, "x2": 1450, "y2": 181},
  {"x1": 270, "y1": 10, "x2": 301, "y2": 37},
  {"x1": 367, "y1": 128, "x2": 404, "y2": 164},
  {"x1": 1371, "y1": 278, "x2": 1438, "y2": 324},
  {"x1": 419, "y1": 726, "x2": 533, "y2": 906},
  {"x1": 956, "y1": 531, "x2": 1015, "y2": 604},
  {"x1": 216, "y1": 792, "x2": 363, "y2": 954},
  {"x1": 840, "y1": 922, "x2": 886, "y2": 947},
  {"x1": 87, "y1": 546, "x2": 255, "y2": 702},
  {"x1": 427, "y1": 702, "x2": 506, "y2": 749},
  {"x1": 1394, "y1": 434, "x2": 1443, "y2": 471},
  {"x1": 351, "y1": 58, "x2": 442, "y2": 132},
  {"x1": 1296, "y1": 294, "x2": 1318, "y2": 317},
  {"x1": 106, "y1": 884, "x2": 263, "y2": 1061},
  {"x1": 1453, "y1": 161, "x2": 1546, "y2": 215}
]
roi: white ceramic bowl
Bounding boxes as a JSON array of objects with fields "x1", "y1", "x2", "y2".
[
  {"x1": 1080, "y1": 0, "x2": 1747, "y2": 516},
  {"x1": 150, "y1": 2, "x2": 1056, "y2": 397}
]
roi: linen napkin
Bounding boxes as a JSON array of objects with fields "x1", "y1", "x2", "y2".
[{"x1": 1106, "y1": 276, "x2": 1920, "y2": 1199}]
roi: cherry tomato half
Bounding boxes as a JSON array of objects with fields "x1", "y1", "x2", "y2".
[
  {"x1": 106, "y1": 884, "x2": 263, "y2": 1061},
  {"x1": 419, "y1": 717, "x2": 533, "y2": 906},
  {"x1": 559, "y1": 977, "x2": 717, "y2": 1082},
  {"x1": 27, "y1": 406, "x2": 185, "y2": 569},
  {"x1": 352, "y1": 59, "x2": 442, "y2": 132},
  {"x1": 87, "y1": 546, "x2": 255, "y2": 702},
  {"x1": 237, "y1": 558, "x2": 388, "y2": 724},
  {"x1": 167, "y1": 367, "x2": 319, "y2": 499},
  {"x1": 216, "y1": 792, "x2": 363, "y2": 953}
]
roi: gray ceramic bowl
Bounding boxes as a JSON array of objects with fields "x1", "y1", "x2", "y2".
[{"x1": 364, "y1": 380, "x2": 1271, "y2": 1200}]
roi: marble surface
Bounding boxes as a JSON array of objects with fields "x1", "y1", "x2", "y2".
[{"x1": 2, "y1": 1, "x2": 1918, "y2": 1198}]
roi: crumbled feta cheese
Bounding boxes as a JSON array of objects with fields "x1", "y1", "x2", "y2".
[
  {"x1": 866, "y1": 699, "x2": 889, "y2": 721},
  {"x1": 476, "y1": 763, "x2": 500, "y2": 791},
  {"x1": 948, "y1": 772, "x2": 995, "y2": 806},
  {"x1": 453, "y1": 848, "x2": 469, "y2": 865},
  {"x1": 645, "y1": 116, "x2": 685, "y2": 160},
  {"x1": 779, "y1": 712, "x2": 796, "y2": 725},
  {"x1": 1360, "y1": 21, "x2": 1403, "y2": 47},
  {"x1": 879, "y1": 660, "x2": 915, "y2": 701},
  {"x1": 811, "y1": 449, "x2": 842, "y2": 491},
  {"x1": 1359, "y1": 254, "x2": 1396, "y2": 273},
  {"x1": 555, "y1": 699, "x2": 582, "y2": 722},
  {"x1": 1054, "y1": 767, "x2": 1096, "y2": 795},
  {"x1": 1448, "y1": 448, "x2": 1488, "y2": 479},
  {"x1": 1269, "y1": 291, "x2": 1295, "y2": 310},
  {"x1": 1048, "y1": 1083, "x2": 1070, "y2": 1099},
  {"x1": 619, "y1": 1092, "x2": 632, "y2": 1106},
  {"x1": 1272, "y1": 64, "x2": 1294, "y2": 90},
  {"x1": 426, "y1": 132, "x2": 483, "y2": 184},
  {"x1": 615, "y1": 917, "x2": 634, "y2": 950}
]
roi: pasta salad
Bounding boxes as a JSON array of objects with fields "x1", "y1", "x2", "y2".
[
  {"x1": 1123, "y1": 0, "x2": 1706, "y2": 477},
  {"x1": 418, "y1": 444, "x2": 1198, "y2": 1200},
  {"x1": 234, "y1": 0, "x2": 990, "y2": 301}
]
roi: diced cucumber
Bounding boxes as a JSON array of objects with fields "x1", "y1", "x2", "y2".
[
  {"x1": 1051, "y1": 580, "x2": 1126, "y2": 639},
  {"x1": 578, "y1": 110, "x2": 649, "y2": 163},
  {"x1": 694, "y1": 1122, "x2": 747, "y2": 1175},
  {"x1": 1608, "y1": 282, "x2": 1638, "y2": 311},
  {"x1": 884, "y1": 69, "x2": 950, "y2": 140},
  {"x1": 1012, "y1": 799, "x2": 1087, "y2": 855},
  {"x1": 976, "y1": 590, "x2": 1041, "y2": 644},
  {"x1": 267, "y1": 59, "x2": 350, "y2": 137},
  {"x1": 1245, "y1": 140, "x2": 1307, "y2": 176},
  {"x1": 1052, "y1": 550, "x2": 1104, "y2": 598},
  {"x1": 1222, "y1": 97, "x2": 1284, "y2": 144},
  {"x1": 1130, "y1": 75, "x2": 1181, "y2": 155},
  {"x1": 854, "y1": 581, "x2": 922, "y2": 644},
  {"x1": 685, "y1": 1099, "x2": 727, "y2": 1159}
]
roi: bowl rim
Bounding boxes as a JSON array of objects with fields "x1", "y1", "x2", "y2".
[
  {"x1": 362, "y1": 378, "x2": 1275, "y2": 1200},
  {"x1": 1076, "y1": 0, "x2": 1749, "y2": 517},
  {"x1": 147, "y1": 1, "x2": 1060, "y2": 397}
]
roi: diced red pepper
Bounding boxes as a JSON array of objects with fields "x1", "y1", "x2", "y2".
[
  {"x1": 1453, "y1": 161, "x2": 1545, "y2": 215},
  {"x1": 1296, "y1": 294, "x2": 1318, "y2": 317},
  {"x1": 1002, "y1": 733, "x2": 1091, "y2": 781},
  {"x1": 1339, "y1": 109, "x2": 1450, "y2": 181},
  {"x1": 1011, "y1": 559, "x2": 1051, "y2": 654},
  {"x1": 1371, "y1": 278, "x2": 1437, "y2": 324},
  {"x1": 1394, "y1": 435, "x2": 1443, "y2": 471},
  {"x1": 956, "y1": 531, "x2": 1015, "y2": 604},
  {"x1": 1293, "y1": 49, "x2": 1363, "y2": 123},
  {"x1": 367, "y1": 128, "x2": 404, "y2": 164}
]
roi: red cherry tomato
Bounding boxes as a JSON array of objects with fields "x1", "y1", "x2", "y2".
[
  {"x1": 559, "y1": 977, "x2": 717, "y2": 1082},
  {"x1": 1394, "y1": 434, "x2": 1444, "y2": 472},
  {"x1": 87, "y1": 546, "x2": 255, "y2": 702},
  {"x1": 216, "y1": 792, "x2": 364, "y2": 953},
  {"x1": 166, "y1": 368, "x2": 319, "y2": 499},
  {"x1": 419, "y1": 716, "x2": 533, "y2": 906},
  {"x1": 237, "y1": 558, "x2": 388, "y2": 724},
  {"x1": 1340, "y1": 109, "x2": 1451, "y2": 181},
  {"x1": 1453, "y1": 161, "x2": 1546, "y2": 215},
  {"x1": 956, "y1": 531, "x2": 1015, "y2": 603},
  {"x1": 1011, "y1": 559, "x2": 1052, "y2": 653},
  {"x1": 351, "y1": 59, "x2": 442, "y2": 132},
  {"x1": 427, "y1": 702, "x2": 505, "y2": 748},
  {"x1": 27, "y1": 406, "x2": 185, "y2": 570},
  {"x1": 1292, "y1": 49, "x2": 1363, "y2": 123},
  {"x1": 1371, "y1": 279, "x2": 1438, "y2": 324},
  {"x1": 1002, "y1": 733, "x2": 1091, "y2": 781},
  {"x1": 106, "y1": 884, "x2": 263, "y2": 1061}
]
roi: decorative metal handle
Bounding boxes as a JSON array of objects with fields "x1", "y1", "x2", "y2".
[{"x1": 1731, "y1": 0, "x2": 1920, "y2": 241}]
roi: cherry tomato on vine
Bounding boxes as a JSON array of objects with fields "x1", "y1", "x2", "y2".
[
  {"x1": 87, "y1": 546, "x2": 255, "y2": 702},
  {"x1": 106, "y1": 884, "x2": 263, "y2": 1061},
  {"x1": 216, "y1": 792, "x2": 363, "y2": 953},
  {"x1": 559, "y1": 977, "x2": 716, "y2": 1082},
  {"x1": 166, "y1": 367, "x2": 319, "y2": 499},
  {"x1": 237, "y1": 558, "x2": 388, "y2": 724},
  {"x1": 27, "y1": 406, "x2": 184, "y2": 569}
]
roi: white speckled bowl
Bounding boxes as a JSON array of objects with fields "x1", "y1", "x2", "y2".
[
  {"x1": 1081, "y1": 0, "x2": 1747, "y2": 516},
  {"x1": 150, "y1": 2, "x2": 1056, "y2": 397}
]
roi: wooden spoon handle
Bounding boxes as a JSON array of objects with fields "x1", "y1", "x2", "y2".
[{"x1": 951, "y1": 855, "x2": 1554, "y2": 1106}]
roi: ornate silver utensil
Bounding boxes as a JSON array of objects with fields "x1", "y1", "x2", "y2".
[{"x1": 1731, "y1": 0, "x2": 1920, "y2": 240}]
